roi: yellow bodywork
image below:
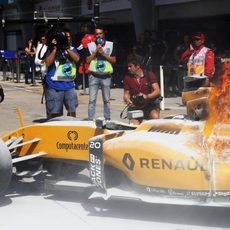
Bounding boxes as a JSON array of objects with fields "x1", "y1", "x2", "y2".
[
  {"x1": 1, "y1": 118, "x2": 230, "y2": 194},
  {"x1": 103, "y1": 120, "x2": 230, "y2": 192},
  {"x1": 2, "y1": 121, "x2": 107, "y2": 161}
]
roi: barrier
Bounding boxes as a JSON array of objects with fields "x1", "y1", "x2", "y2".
[
  {"x1": 0, "y1": 50, "x2": 15, "y2": 59},
  {"x1": 0, "y1": 50, "x2": 15, "y2": 81},
  {"x1": 0, "y1": 50, "x2": 39, "y2": 84}
]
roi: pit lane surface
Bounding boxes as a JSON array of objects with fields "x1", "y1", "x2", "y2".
[
  {"x1": 1, "y1": 174, "x2": 230, "y2": 230},
  {"x1": 1, "y1": 82, "x2": 230, "y2": 230},
  {"x1": 0, "y1": 81, "x2": 186, "y2": 136}
]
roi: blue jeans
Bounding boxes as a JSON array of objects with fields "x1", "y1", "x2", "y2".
[{"x1": 88, "y1": 75, "x2": 111, "y2": 120}]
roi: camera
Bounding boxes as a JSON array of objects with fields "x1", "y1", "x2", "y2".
[
  {"x1": 132, "y1": 95, "x2": 145, "y2": 106},
  {"x1": 46, "y1": 28, "x2": 68, "y2": 50}
]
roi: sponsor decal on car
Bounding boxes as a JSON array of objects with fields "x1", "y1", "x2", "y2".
[
  {"x1": 122, "y1": 153, "x2": 207, "y2": 171},
  {"x1": 89, "y1": 136, "x2": 105, "y2": 190},
  {"x1": 56, "y1": 130, "x2": 88, "y2": 152}
]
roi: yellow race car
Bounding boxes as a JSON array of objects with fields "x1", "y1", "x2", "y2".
[
  {"x1": 1, "y1": 56, "x2": 229, "y2": 205},
  {"x1": 1, "y1": 54, "x2": 230, "y2": 206},
  {"x1": 0, "y1": 109, "x2": 229, "y2": 206}
]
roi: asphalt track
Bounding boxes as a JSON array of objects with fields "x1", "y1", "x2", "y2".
[{"x1": 1, "y1": 78, "x2": 230, "y2": 230}]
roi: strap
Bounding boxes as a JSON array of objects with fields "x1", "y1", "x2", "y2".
[
  {"x1": 120, "y1": 104, "x2": 131, "y2": 119},
  {"x1": 38, "y1": 44, "x2": 47, "y2": 60},
  {"x1": 143, "y1": 56, "x2": 153, "y2": 92},
  {"x1": 144, "y1": 69, "x2": 153, "y2": 92}
]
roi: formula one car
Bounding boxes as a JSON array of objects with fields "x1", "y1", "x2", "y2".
[
  {"x1": 0, "y1": 106, "x2": 230, "y2": 206},
  {"x1": 0, "y1": 57, "x2": 229, "y2": 205}
]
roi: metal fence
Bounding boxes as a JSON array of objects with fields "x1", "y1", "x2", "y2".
[{"x1": 0, "y1": 50, "x2": 41, "y2": 84}]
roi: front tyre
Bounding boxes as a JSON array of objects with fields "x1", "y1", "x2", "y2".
[{"x1": 0, "y1": 139, "x2": 12, "y2": 195}]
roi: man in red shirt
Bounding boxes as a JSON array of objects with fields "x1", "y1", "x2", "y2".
[
  {"x1": 123, "y1": 54, "x2": 161, "y2": 124},
  {"x1": 181, "y1": 32, "x2": 215, "y2": 88}
]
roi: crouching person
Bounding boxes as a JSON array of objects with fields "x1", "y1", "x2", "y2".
[{"x1": 123, "y1": 54, "x2": 161, "y2": 125}]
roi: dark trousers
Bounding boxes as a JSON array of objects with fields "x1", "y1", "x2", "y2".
[{"x1": 25, "y1": 57, "x2": 34, "y2": 84}]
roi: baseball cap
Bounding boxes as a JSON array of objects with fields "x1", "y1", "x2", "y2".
[{"x1": 192, "y1": 32, "x2": 205, "y2": 40}]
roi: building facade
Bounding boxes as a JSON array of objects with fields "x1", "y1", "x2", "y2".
[{"x1": 1, "y1": 0, "x2": 230, "y2": 51}]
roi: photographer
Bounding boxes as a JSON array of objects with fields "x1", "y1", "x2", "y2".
[
  {"x1": 44, "y1": 28, "x2": 80, "y2": 119},
  {"x1": 123, "y1": 54, "x2": 161, "y2": 125},
  {"x1": 0, "y1": 84, "x2": 4, "y2": 103}
]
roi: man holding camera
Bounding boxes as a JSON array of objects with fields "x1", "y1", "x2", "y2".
[
  {"x1": 123, "y1": 54, "x2": 161, "y2": 125},
  {"x1": 86, "y1": 25, "x2": 116, "y2": 121},
  {"x1": 44, "y1": 28, "x2": 80, "y2": 119}
]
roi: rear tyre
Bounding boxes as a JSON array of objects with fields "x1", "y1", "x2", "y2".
[{"x1": 0, "y1": 139, "x2": 12, "y2": 195}]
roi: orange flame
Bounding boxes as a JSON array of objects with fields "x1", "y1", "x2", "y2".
[{"x1": 204, "y1": 60, "x2": 230, "y2": 138}]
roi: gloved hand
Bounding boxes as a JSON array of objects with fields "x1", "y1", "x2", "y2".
[{"x1": 0, "y1": 86, "x2": 4, "y2": 103}]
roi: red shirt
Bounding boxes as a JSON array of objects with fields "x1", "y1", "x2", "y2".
[
  {"x1": 123, "y1": 71, "x2": 157, "y2": 108},
  {"x1": 181, "y1": 45, "x2": 215, "y2": 78}
]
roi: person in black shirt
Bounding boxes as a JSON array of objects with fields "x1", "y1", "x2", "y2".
[{"x1": 24, "y1": 38, "x2": 36, "y2": 84}]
